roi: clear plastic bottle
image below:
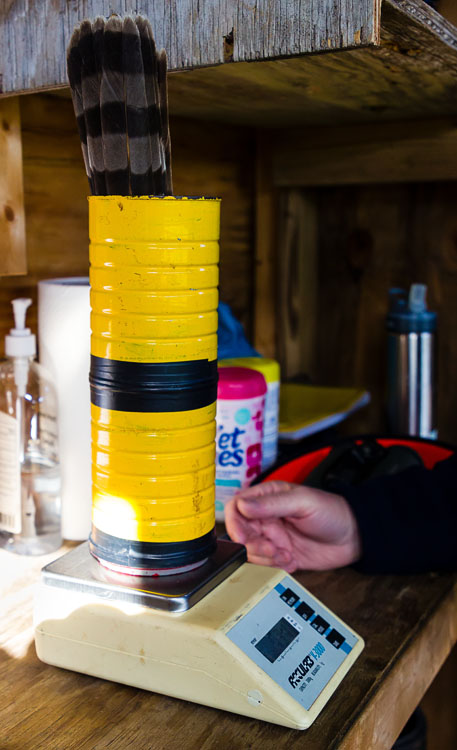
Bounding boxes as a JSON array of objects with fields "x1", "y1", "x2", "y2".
[{"x1": 0, "y1": 298, "x2": 61, "y2": 554}]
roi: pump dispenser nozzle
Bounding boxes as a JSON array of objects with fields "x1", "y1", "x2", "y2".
[
  {"x1": 5, "y1": 298, "x2": 36, "y2": 358},
  {"x1": 12, "y1": 298, "x2": 32, "y2": 333},
  {"x1": 4, "y1": 298, "x2": 37, "y2": 399}
]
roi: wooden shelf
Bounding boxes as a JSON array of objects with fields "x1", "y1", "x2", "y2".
[
  {"x1": 1, "y1": 1, "x2": 457, "y2": 129},
  {"x1": 1, "y1": 0, "x2": 379, "y2": 95},
  {"x1": 166, "y1": 0, "x2": 457, "y2": 128}
]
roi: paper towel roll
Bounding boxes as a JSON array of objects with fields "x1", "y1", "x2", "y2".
[{"x1": 38, "y1": 278, "x2": 91, "y2": 540}]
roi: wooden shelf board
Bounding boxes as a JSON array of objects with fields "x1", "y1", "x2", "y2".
[
  {"x1": 2, "y1": 1, "x2": 457, "y2": 131},
  {"x1": 164, "y1": 0, "x2": 457, "y2": 128},
  {"x1": 0, "y1": 0, "x2": 379, "y2": 95}
]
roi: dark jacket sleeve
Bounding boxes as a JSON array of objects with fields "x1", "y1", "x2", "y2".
[{"x1": 341, "y1": 453, "x2": 457, "y2": 574}]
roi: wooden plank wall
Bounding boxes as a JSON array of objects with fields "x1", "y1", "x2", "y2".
[
  {"x1": 0, "y1": 97, "x2": 27, "y2": 276},
  {"x1": 272, "y1": 119, "x2": 457, "y2": 187},
  {"x1": 272, "y1": 180, "x2": 457, "y2": 447},
  {"x1": 438, "y1": 0, "x2": 457, "y2": 26},
  {"x1": 312, "y1": 182, "x2": 457, "y2": 445},
  {"x1": 276, "y1": 189, "x2": 317, "y2": 378},
  {"x1": 0, "y1": 92, "x2": 256, "y2": 358}
]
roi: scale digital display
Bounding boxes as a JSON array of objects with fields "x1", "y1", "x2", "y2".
[
  {"x1": 255, "y1": 617, "x2": 300, "y2": 663},
  {"x1": 227, "y1": 576, "x2": 360, "y2": 711}
]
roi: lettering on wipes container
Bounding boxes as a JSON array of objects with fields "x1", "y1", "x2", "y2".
[{"x1": 215, "y1": 367, "x2": 267, "y2": 521}]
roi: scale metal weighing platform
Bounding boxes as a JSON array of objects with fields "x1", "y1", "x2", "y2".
[{"x1": 34, "y1": 540, "x2": 364, "y2": 730}]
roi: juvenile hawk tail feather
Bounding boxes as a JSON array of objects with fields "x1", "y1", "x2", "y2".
[{"x1": 67, "y1": 14, "x2": 173, "y2": 197}]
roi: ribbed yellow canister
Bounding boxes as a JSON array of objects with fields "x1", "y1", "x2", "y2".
[{"x1": 88, "y1": 196, "x2": 220, "y2": 571}]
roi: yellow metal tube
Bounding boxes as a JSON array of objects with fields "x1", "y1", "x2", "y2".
[{"x1": 89, "y1": 196, "x2": 220, "y2": 570}]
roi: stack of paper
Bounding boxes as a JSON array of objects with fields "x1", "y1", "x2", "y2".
[{"x1": 279, "y1": 384, "x2": 371, "y2": 441}]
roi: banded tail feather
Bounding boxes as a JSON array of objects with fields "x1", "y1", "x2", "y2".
[
  {"x1": 158, "y1": 49, "x2": 173, "y2": 196},
  {"x1": 66, "y1": 14, "x2": 173, "y2": 197},
  {"x1": 78, "y1": 19, "x2": 107, "y2": 195},
  {"x1": 122, "y1": 16, "x2": 153, "y2": 196},
  {"x1": 100, "y1": 15, "x2": 129, "y2": 195},
  {"x1": 135, "y1": 15, "x2": 166, "y2": 195},
  {"x1": 67, "y1": 28, "x2": 94, "y2": 193}
]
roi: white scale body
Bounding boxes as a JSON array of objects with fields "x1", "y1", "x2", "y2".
[{"x1": 34, "y1": 542, "x2": 364, "y2": 730}]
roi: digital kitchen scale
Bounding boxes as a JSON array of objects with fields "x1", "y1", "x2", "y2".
[{"x1": 34, "y1": 540, "x2": 364, "y2": 730}]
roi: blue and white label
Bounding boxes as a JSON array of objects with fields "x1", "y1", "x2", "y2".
[
  {"x1": 261, "y1": 380, "x2": 280, "y2": 471},
  {"x1": 227, "y1": 576, "x2": 360, "y2": 710}
]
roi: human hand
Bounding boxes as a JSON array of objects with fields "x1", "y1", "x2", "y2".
[{"x1": 224, "y1": 480, "x2": 362, "y2": 572}]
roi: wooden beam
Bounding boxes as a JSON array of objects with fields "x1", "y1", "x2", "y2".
[
  {"x1": 0, "y1": 0, "x2": 378, "y2": 95},
  {"x1": 0, "y1": 97, "x2": 26, "y2": 276},
  {"x1": 272, "y1": 119, "x2": 457, "y2": 187}
]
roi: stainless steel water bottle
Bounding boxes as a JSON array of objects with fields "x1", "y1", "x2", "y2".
[{"x1": 386, "y1": 284, "x2": 437, "y2": 438}]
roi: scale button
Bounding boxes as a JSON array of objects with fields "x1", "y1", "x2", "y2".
[
  {"x1": 326, "y1": 629, "x2": 345, "y2": 649},
  {"x1": 280, "y1": 588, "x2": 299, "y2": 607},
  {"x1": 311, "y1": 615, "x2": 329, "y2": 634},
  {"x1": 296, "y1": 601, "x2": 315, "y2": 621}
]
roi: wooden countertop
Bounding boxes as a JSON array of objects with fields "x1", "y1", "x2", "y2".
[{"x1": 1, "y1": 542, "x2": 456, "y2": 750}]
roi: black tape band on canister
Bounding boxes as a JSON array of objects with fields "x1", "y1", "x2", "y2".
[
  {"x1": 90, "y1": 355, "x2": 218, "y2": 412},
  {"x1": 89, "y1": 526, "x2": 217, "y2": 570}
]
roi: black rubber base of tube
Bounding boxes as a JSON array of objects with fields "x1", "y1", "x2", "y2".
[{"x1": 89, "y1": 526, "x2": 217, "y2": 570}]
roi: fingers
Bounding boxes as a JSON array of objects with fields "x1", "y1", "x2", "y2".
[
  {"x1": 236, "y1": 482, "x2": 318, "y2": 521},
  {"x1": 224, "y1": 496, "x2": 263, "y2": 544},
  {"x1": 245, "y1": 535, "x2": 277, "y2": 558},
  {"x1": 225, "y1": 495, "x2": 294, "y2": 569},
  {"x1": 233, "y1": 480, "x2": 295, "y2": 501},
  {"x1": 225, "y1": 503, "x2": 293, "y2": 566},
  {"x1": 226, "y1": 480, "x2": 362, "y2": 573},
  {"x1": 226, "y1": 481, "x2": 310, "y2": 549},
  {"x1": 246, "y1": 546, "x2": 294, "y2": 571}
]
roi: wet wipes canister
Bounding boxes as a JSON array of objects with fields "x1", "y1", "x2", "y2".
[
  {"x1": 215, "y1": 367, "x2": 266, "y2": 521},
  {"x1": 219, "y1": 357, "x2": 280, "y2": 470}
]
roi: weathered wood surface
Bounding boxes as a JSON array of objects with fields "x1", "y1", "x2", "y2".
[
  {"x1": 272, "y1": 118, "x2": 457, "y2": 187},
  {"x1": 2, "y1": 1, "x2": 456, "y2": 130},
  {"x1": 0, "y1": 0, "x2": 378, "y2": 96},
  {"x1": 253, "y1": 131, "x2": 278, "y2": 358},
  {"x1": 257, "y1": 181, "x2": 457, "y2": 447},
  {"x1": 1, "y1": 542, "x2": 456, "y2": 749},
  {"x1": 0, "y1": 97, "x2": 27, "y2": 276},
  {"x1": 277, "y1": 189, "x2": 317, "y2": 379},
  {"x1": 310, "y1": 182, "x2": 457, "y2": 446},
  {"x1": 166, "y1": 0, "x2": 457, "y2": 128},
  {"x1": 0, "y1": 92, "x2": 255, "y2": 355},
  {"x1": 421, "y1": 645, "x2": 457, "y2": 750}
]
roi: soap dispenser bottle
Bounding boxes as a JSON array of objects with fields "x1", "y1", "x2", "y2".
[{"x1": 0, "y1": 298, "x2": 61, "y2": 554}]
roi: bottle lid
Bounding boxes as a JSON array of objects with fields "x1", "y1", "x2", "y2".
[
  {"x1": 219, "y1": 356, "x2": 280, "y2": 384},
  {"x1": 5, "y1": 298, "x2": 37, "y2": 357},
  {"x1": 217, "y1": 366, "x2": 267, "y2": 400},
  {"x1": 386, "y1": 285, "x2": 437, "y2": 333}
]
